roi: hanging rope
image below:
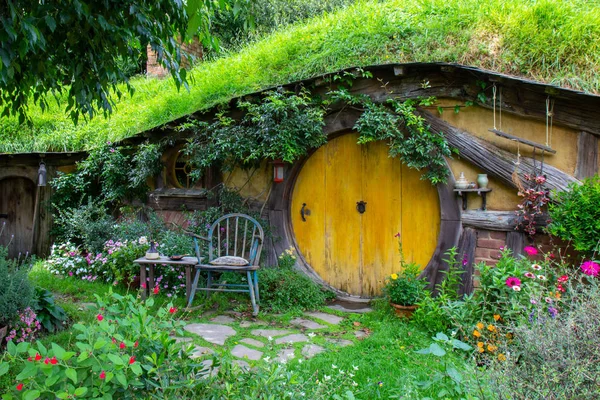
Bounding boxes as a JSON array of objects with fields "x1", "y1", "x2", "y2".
[
  {"x1": 512, "y1": 140, "x2": 525, "y2": 192},
  {"x1": 499, "y1": 87, "x2": 502, "y2": 131},
  {"x1": 492, "y1": 84, "x2": 497, "y2": 130},
  {"x1": 545, "y1": 96, "x2": 554, "y2": 148}
]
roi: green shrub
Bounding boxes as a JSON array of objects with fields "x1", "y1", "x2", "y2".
[
  {"x1": 548, "y1": 176, "x2": 600, "y2": 255},
  {"x1": 31, "y1": 287, "x2": 67, "y2": 333},
  {"x1": 0, "y1": 247, "x2": 34, "y2": 328},
  {"x1": 487, "y1": 274, "x2": 600, "y2": 399},
  {"x1": 259, "y1": 250, "x2": 333, "y2": 312},
  {"x1": 382, "y1": 262, "x2": 426, "y2": 306},
  {"x1": 0, "y1": 291, "x2": 200, "y2": 399}
]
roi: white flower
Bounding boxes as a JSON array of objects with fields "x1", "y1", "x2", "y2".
[
  {"x1": 531, "y1": 264, "x2": 542, "y2": 270},
  {"x1": 139, "y1": 236, "x2": 148, "y2": 245},
  {"x1": 512, "y1": 286, "x2": 521, "y2": 292},
  {"x1": 308, "y1": 332, "x2": 316, "y2": 338},
  {"x1": 324, "y1": 375, "x2": 331, "y2": 381},
  {"x1": 268, "y1": 336, "x2": 273, "y2": 341},
  {"x1": 298, "y1": 359, "x2": 303, "y2": 364},
  {"x1": 353, "y1": 365, "x2": 359, "y2": 371},
  {"x1": 263, "y1": 356, "x2": 271, "y2": 362},
  {"x1": 331, "y1": 364, "x2": 338, "y2": 369},
  {"x1": 352, "y1": 381, "x2": 358, "y2": 387},
  {"x1": 537, "y1": 275, "x2": 547, "y2": 281}
]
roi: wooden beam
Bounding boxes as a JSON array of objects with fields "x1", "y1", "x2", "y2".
[
  {"x1": 462, "y1": 210, "x2": 548, "y2": 231},
  {"x1": 575, "y1": 131, "x2": 598, "y2": 180},
  {"x1": 419, "y1": 110, "x2": 580, "y2": 193}
]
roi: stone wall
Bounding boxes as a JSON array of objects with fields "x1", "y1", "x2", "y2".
[{"x1": 146, "y1": 39, "x2": 203, "y2": 78}]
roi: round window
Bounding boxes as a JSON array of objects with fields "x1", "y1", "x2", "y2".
[{"x1": 174, "y1": 152, "x2": 193, "y2": 188}]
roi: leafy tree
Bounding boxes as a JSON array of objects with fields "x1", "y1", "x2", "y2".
[{"x1": 0, "y1": 0, "x2": 249, "y2": 124}]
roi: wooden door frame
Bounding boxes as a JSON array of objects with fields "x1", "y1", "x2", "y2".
[{"x1": 267, "y1": 126, "x2": 462, "y2": 299}]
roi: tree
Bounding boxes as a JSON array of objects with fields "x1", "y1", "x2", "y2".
[{"x1": 0, "y1": 0, "x2": 249, "y2": 124}]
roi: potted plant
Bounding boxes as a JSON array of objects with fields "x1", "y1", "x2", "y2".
[{"x1": 383, "y1": 237, "x2": 427, "y2": 318}]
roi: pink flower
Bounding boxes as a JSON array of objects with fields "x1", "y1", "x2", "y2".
[
  {"x1": 68, "y1": 271, "x2": 73, "y2": 277},
  {"x1": 557, "y1": 275, "x2": 568, "y2": 283},
  {"x1": 524, "y1": 246, "x2": 538, "y2": 256},
  {"x1": 531, "y1": 264, "x2": 542, "y2": 271},
  {"x1": 153, "y1": 286, "x2": 159, "y2": 295},
  {"x1": 581, "y1": 261, "x2": 600, "y2": 277},
  {"x1": 96, "y1": 314, "x2": 104, "y2": 322},
  {"x1": 524, "y1": 272, "x2": 536, "y2": 279},
  {"x1": 505, "y1": 277, "x2": 521, "y2": 288},
  {"x1": 99, "y1": 370, "x2": 106, "y2": 379},
  {"x1": 119, "y1": 342, "x2": 126, "y2": 349},
  {"x1": 394, "y1": 232, "x2": 401, "y2": 238}
]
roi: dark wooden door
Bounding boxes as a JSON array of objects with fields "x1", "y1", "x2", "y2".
[{"x1": 0, "y1": 178, "x2": 35, "y2": 258}]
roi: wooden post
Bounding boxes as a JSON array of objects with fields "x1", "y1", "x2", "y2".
[
  {"x1": 506, "y1": 231, "x2": 526, "y2": 258},
  {"x1": 574, "y1": 131, "x2": 598, "y2": 180},
  {"x1": 457, "y1": 228, "x2": 477, "y2": 296}
]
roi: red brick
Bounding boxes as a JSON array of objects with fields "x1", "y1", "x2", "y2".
[
  {"x1": 475, "y1": 248, "x2": 490, "y2": 258},
  {"x1": 477, "y1": 238, "x2": 505, "y2": 249},
  {"x1": 489, "y1": 250, "x2": 502, "y2": 260},
  {"x1": 477, "y1": 230, "x2": 490, "y2": 239},
  {"x1": 490, "y1": 231, "x2": 507, "y2": 240}
]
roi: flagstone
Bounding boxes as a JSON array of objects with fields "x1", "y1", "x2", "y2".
[
  {"x1": 251, "y1": 329, "x2": 292, "y2": 338},
  {"x1": 275, "y1": 333, "x2": 309, "y2": 345},
  {"x1": 306, "y1": 312, "x2": 344, "y2": 325},
  {"x1": 291, "y1": 318, "x2": 326, "y2": 330},
  {"x1": 301, "y1": 344, "x2": 325, "y2": 358},
  {"x1": 185, "y1": 323, "x2": 236, "y2": 346},
  {"x1": 231, "y1": 344, "x2": 263, "y2": 361},
  {"x1": 240, "y1": 338, "x2": 265, "y2": 348}
]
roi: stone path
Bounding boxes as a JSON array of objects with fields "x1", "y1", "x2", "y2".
[{"x1": 182, "y1": 307, "x2": 368, "y2": 365}]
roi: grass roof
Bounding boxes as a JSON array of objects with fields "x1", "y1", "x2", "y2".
[{"x1": 1, "y1": 0, "x2": 598, "y2": 153}]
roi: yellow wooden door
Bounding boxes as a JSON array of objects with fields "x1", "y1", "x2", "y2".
[{"x1": 291, "y1": 133, "x2": 440, "y2": 297}]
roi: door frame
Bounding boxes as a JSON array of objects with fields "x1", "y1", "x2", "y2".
[{"x1": 267, "y1": 126, "x2": 462, "y2": 299}]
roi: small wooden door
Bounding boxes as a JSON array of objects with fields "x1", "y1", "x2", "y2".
[
  {"x1": 291, "y1": 133, "x2": 440, "y2": 297},
  {"x1": 0, "y1": 178, "x2": 35, "y2": 258}
]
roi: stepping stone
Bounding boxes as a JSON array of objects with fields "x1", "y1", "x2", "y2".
[
  {"x1": 240, "y1": 320, "x2": 267, "y2": 328},
  {"x1": 210, "y1": 315, "x2": 236, "y2": 324},
  {"x1": 190, "y1": 346, "x2": 215, "y2": 358},
  {"x1": 251, "y1": 329, "x2": 292, "y2": 338},
  {"x1": 78, "y1": 302, "x2": 96, "y2": 310},
  {"x1": 275, "y1": 333, "x2": 308, "y2": 345},
  {"x1": 302, "y1": 344, "x2": 325, "y2": 358},
  {"x1": 354, "y1": 330, "x2": 368, "y2": 339},
  {"x1": 231, "y1": 344, "x2": 263, "y2": 361},
  {"x1": 291, "y1": 318, "x2": 326, "y2": 330},
  {"x1": 326, "y1": 338, "x2": 354, "y2": 347},
  {"x1": 185, "y1": 323, "x2": 236, "y2": 346},
  {"x1": 240, "y1": 338, "x2": 264, "y2": 348},
  {"x1": 275, "y1": 348, "x2": 295, "y2": 363},
  {"x1": 233, "y1": 360, "x2": 250, "y2": 370},
  {"x1": 327, "y1": 304, "x2": 373, "y2": 314},
  {"x1": 173, "y1": 337, "x2": 193, "y2": 344},
  {"x1": 306, "y1": 312, "x2": 344, "y2": 325}
]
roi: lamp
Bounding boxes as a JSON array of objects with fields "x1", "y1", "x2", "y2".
[
  {"x1": 37, "y1": 162, "x2": 47, "y2": 187},
  {"x1": 272, "y1": 159, "x2": 285, "y2": 183}
]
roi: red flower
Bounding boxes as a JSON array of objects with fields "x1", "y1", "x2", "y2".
[
  {"x1": 34, "y1": 353, "x2": 42, "y2": 361},
  {"x1": 523, "y1": 246, "x2": 538, "y2": 256},
  {"x1": 97, "y1": 314, "x2": 104, "y2": 322},
  {"x1": 169, "y1": 307, "x2": 177, "y2": 314},
  {"x1": 557, "y1": 284, "x2": 565, "y2": 293},
  {"x1": 557, "y1": 275, "x2": 569, "y2": 283},
  {"x1": 50, "y1": 356, "x2": 58, "y2": 365},
  {"x1": 505, "y1": 277, "x2": 522, "y2": 288},
  {"x1": 129, "y1": 356, "x2": 135, "y2": 365},
  {"x1": 111, "y1": 337, "x2": 117, "y2": 344},
  {"x1": 99, "y1": 370, "x2": 106, "y2": 379},
  {"x1": 119, "y1": 342, "x2": 126, "y2": 349},
  {"x1": 134, "y1": 341, "x2": 139, "y2": 348},
  {"x1": 44, "y1": 358, "x2": 50, "y2": 365},
  {"x1": 16, "y1": 383, "x2": 23, "y2": 391},
  {"x1": 153, "y1": 286, "x2": 159, "y2": 295},
  {"x1": 27, "y1": 357, "x2": 33, "y2": 362}
]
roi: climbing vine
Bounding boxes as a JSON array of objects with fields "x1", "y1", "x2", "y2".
[{"x1": 182, "y1": 88, "x2": 326, "y2": 181}]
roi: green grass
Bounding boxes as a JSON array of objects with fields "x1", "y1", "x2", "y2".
[{"x1": 1, "y1": 0, "x2": 598, "y2": 154}]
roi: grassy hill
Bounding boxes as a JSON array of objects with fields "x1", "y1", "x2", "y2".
[{"x1": 1, "y1": 0, "x2": 598, "y2": 153}]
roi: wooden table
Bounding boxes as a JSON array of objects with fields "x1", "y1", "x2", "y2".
[{"x1": 134, "y1": 256, "x2": 199, "y2": 303}]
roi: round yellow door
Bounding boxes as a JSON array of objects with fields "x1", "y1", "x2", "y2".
[{"x1": 291, "y1": 133, "x2": 441, "y2": 297}]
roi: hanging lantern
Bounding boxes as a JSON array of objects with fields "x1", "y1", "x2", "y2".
[
  {"x1": 37, "y1": 162, "x2": 47, "y2": 187},
  {"x1": 272, "y1": 159, "x2": 285, "y2": 183}
]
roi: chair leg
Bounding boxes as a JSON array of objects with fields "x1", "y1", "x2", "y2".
[
  {"x1": 206, "y1": 271, "x2": 213, "y2": 299},
  {"x1": 253, "y1": 270, "x2": 260, "y2": 304},
  {"x1": 187, "y1": 269, "x2": 201, "y2": 308},
  {"x1": 246, "y1": 271, "x2": 259, "y2": 316}
]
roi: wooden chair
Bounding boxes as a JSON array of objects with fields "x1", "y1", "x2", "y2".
[{"x1": 187, "y1": 213, "x2": 264, "y2": 315}]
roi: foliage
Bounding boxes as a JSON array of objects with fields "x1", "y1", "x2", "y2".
[
  {"x1": 0, "y1": 291, "x2": 199, "y2": 399},
  {"x1": 547, "y1": 176, "x2": 600, "y2": 255},
  {"x1": 382, "y1": 239, "x2": 427, "y2": 306},
  {"x1": 0, "y1": 246, "x2": 34, "y2": 327},
  {"x1": 487, "y1": 273, "x2": 600, "y2": 399},
  {"x1": 4, "y1": 307, "x2": 42, "y2": 344},
  {"x1": 333, "y1": 88, "x2": 456, "y2": 184},
  {"x1": 259, "y1": 249, "x2": 333, "y2": 312},
  {"x1": 515, "y1": 173, "x2": 550, "y2": 236},
  {"x1": 3, "y1": 0, "x2": 598, "y2": 153},
  {"x1": 31, "y1": 288, "x2": 67, "y2": 334},
  {"x1": 0, "y1": 0, "x2": 248, "y2": 124},
  {"x1": 182, "y1": 88, "x2": 326, "y2": 180},
  {"x1": 412, "y1": 332, "x2": 474, "y2": 399}
]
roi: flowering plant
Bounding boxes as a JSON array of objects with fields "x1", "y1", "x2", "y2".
[
  {"x1": 383, "y1": 236, "x2": 427, "y2": 306},
  {"x1": 4, "y1": 307, "x2": 42, "y2": 344},
  {"x1": 515, "y1": 173, "x2": 550, "y2": 236}
]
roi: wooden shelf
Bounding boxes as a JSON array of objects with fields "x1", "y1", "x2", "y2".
[
  {"x1": 454, "y1": 188, "x2": 492, "y2": 211},
  {"x1": 489, "y1": 129, "x2": 556, "y2": 154}
]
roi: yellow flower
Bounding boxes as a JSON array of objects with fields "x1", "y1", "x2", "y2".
[
  {"x1": 477, "y1": 342, "x2": 484, "y2": 348},
  {"x1": 498, "y1": 353, "x2": 506, "y2": 361},
  {"x1": 473, "y1": 329, "x2": 481, "y2": 338},
  {"x1": 487, "y1": 324, "x2": 496, "y2": 332},
  {"x1": 476, "y1": 322, "x2": 484, "y2": 330},
  {"x1": 390, "y1": 273, "x2": 398, "y2": 280},
  {"x1": 487, "y1": 344, "x2": 497, "y2": 352},
  {"x1": 478, "y1": 346, "x2": 484, "y2": 353},
  {"x1": 493, "y1": 314, "x2": 501, "y2": 321}
]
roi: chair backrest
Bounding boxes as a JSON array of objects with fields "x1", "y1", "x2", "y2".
[{"x1": 207, "y1": 213, "x2": 264, "y2": 266}]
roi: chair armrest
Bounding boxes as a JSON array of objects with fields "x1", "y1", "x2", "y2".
[{"x1": 184, "y1": 231, "x2": 210, "y2": 242}]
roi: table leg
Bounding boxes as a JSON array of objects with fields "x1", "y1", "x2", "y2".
[
  {"x1": 139, "y1": 264, "x2": 147, "y2": 300},
  {"x1": 149, "y1": 264, "x2": 155, "y2": 295},
  {"x1": 185, "y1": 265, "x2": 192, "y2": 303}
]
